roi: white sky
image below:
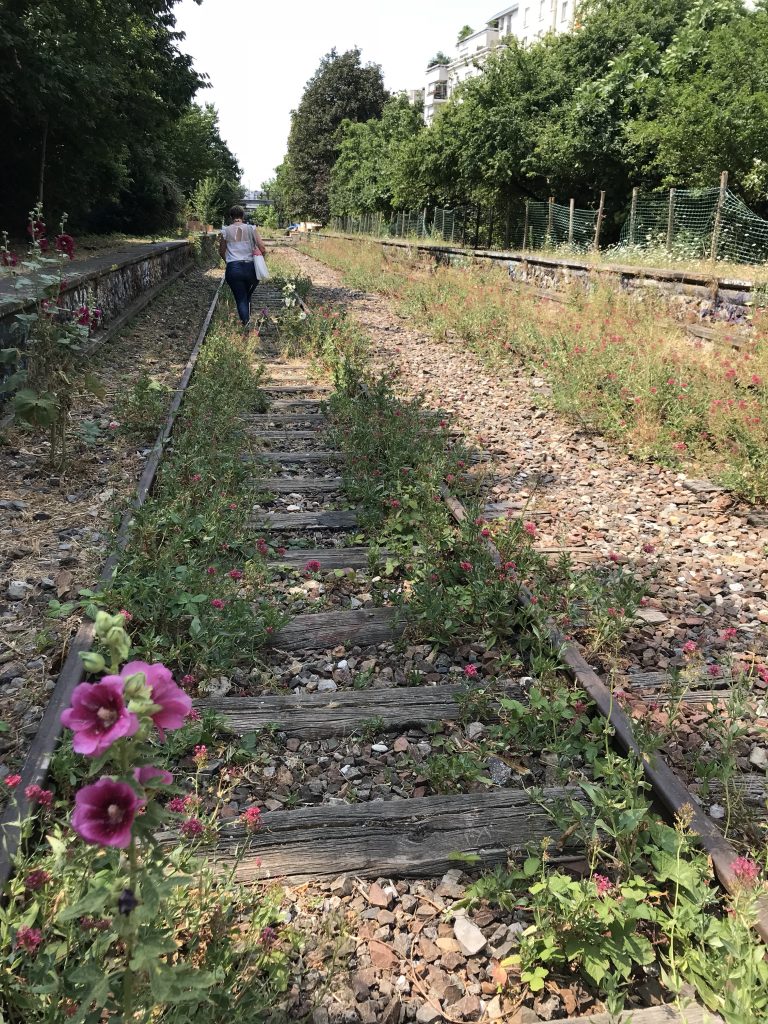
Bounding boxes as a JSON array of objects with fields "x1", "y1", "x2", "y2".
[{"x1": 175, "y1": 0, "x2": 485, "y2": 188}]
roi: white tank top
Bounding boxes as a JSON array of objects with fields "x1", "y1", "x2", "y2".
[{"x1": 221, "y1": 223, "x2": 255, "y2": 262}]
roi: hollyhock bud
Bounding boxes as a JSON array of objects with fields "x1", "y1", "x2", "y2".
[{"x1": 121, "y1": 661, "x2": 192, "y2": 739}]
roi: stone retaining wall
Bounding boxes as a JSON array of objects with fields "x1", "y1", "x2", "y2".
[{"x1": 0, "y1": 240, "x2": 193, "y2": 345}]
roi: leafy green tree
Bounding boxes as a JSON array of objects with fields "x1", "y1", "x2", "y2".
[
  {"x1": 427, "y1": 51, "x2": 451, "y2": 68},
  {"x1": 170, "y1": 103, "x2": 241, "y2": 199},
  {"x1": 457, "y1": 25, "x2": 474, "y2": 43},
  {"x1": 0, "y1": 0, "x2": 208, "y2": 233},
  {"x1": 329, "y1": 96, "x2": 424, "y2": 217},
  {"x1": 282, "y1": 48, "x2": 389, "y2": 221}
]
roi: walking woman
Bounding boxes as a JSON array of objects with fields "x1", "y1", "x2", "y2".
[{"x1": 218, "y1": 205, "x2": 267, "y2": 327}]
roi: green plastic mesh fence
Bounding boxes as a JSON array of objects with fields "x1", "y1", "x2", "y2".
[
  {"x1": 515, "y1": 201, "x2": 597, "y2": 251},
  {"x1": 617, "y1": 189, "x2": 768, "y2": 264}
]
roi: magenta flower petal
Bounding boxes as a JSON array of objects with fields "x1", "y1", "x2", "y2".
[
  {"x1": 133, "y1": 765, "x2": 174, "y2": 787},
  {"x1": 61, "y1": 680, "x2": 140, "y2": 756},
  {"x1": 71, "y1": 778, "x2": 143, "y2": 848},
  {"x1": 121, "y1": 661, "x2": 192, "y2": 740}
]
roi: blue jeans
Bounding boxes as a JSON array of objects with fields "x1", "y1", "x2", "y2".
[{"x1": 225, "y1": 260, "x2": 258, "y2": 323}]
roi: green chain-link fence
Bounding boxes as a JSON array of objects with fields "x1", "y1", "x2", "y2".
[{"x1": 329, "y1": 180, "x2": 768, "y2": 264}]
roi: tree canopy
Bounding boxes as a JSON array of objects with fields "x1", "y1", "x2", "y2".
[
  {"x1": 0, "y1": 0, "x2": 241, "y2": 233},
  {"x1": 291, "y1": 0, "x2": 768, "y2": 230},
  {"x1": 275, "y1": 49, "x2": 389, "y2": 222}
]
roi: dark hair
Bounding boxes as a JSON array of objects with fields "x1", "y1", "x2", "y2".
[{"x1": 229, "y1": 205, "x2": 245, "y2": 220}]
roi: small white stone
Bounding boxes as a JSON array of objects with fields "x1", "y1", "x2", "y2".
[
  {"x1": 371, "y1": 743, "x2": 389, "y2": 753},
  {"x1": 709, "y1": 803, "x2": 726, "y2": 820},
  {"x1": 317, "y1": 679, "x2": 337, "y2": 693},
  {"x1": 749, "y1": 747, "x2": 767, "y2": 769},
  {"x1": 454, "y1": 915, "x2": 487, "y2": 955}
]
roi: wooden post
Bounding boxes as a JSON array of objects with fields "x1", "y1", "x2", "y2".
[
  {"x1": 473, "y1": 206, "x2": 481, "y2": 248},
  {"x1": 629, "y1": 186, "x2": 638, "y2": 247},
  {"x1": 666, "y1": 189, "x2": 676, "y2": 252},
  {"x1": 422, "y1": 207, "x2": 428, "y2": 237},
  {"x1": 711, "y1": 170, "x2": 728, "y2": 261},
  {"x1": 593, "y1": 190, "x2": 606, "y2": 251},
  {"x1": 568, "y1": 198, "x2": 575, "y2": 246},
  {"x1": 522, "y1": 201, "x2": 530, "y2": 252},
  {"x1": 504, "y1": 196, "x2": 511, "y2": 250},
  {"x1": 546, "y1": 196, "x2": 554, "y2": 247},
  {"x1": 487, "y1": 206, "x2": 494, "y2": 248}
]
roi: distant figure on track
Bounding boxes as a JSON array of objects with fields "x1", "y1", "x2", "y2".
[{"x1": 218, "y1": 205, "x2": 267, "y2": 327}]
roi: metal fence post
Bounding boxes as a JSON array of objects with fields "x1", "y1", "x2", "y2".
[
  {"x1": 546, "y1": 196, "x2": 554, "y2": 247},
  {"x1": 666, "y1": 189, "x2": 676, "y2": 252},
  {"x1": 711, "y1": 170, "x2": 728, "y2": 261},
  {"x1": 594, "y1": 190, "x2": 606, "y2": 252},
  {"x1": 629, "y1": 186, "x2": 638, "y2": 247},
  {"x1": 568, "y1": 198, "x2": 575, "y2": 246}
]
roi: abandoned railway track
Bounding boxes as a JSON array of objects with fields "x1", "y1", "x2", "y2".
[{"x1": 1, "y1": 261, "x2": 765, "y2": 1023}]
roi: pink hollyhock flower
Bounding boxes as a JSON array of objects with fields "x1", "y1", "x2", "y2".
[
  {"x1": 25, "y1": 785, "x2": 53, "y2": 806},
  {"x1": 463, "y1": 664, "x2": 479, "y2": 678},
  {"x1": 61, "y1": 679, "x2": 140, "y2": 756},
  {"x1": 133, "y1": 765, "x2": 173, "y2": 787},
  {"x1": 241, "y1": 806, "x2": 262, "y2": 832},
  {"x1": 25, "y1": 869, "x2": 52, "y2": 891},
  {"x1": 180, "y1": 816, "x2": 204, "y2": 838},
  {"x1": 4, "y1": 774, "x2": 21, "y2": 788},
  {"x1": 122, "y1": 661, "x2": 192, "y2": 740},
  {"x1": 16, "y1": 926, "x2": 43, "y2": 954},
  {"x1": 71, "y1": 778, "x2": 143, "y2": 848},
  {"x1": 732, "y1": 856, "x2": 760, "y2": 887}
]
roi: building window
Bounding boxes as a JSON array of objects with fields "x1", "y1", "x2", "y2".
[{"x1": 561, "y1": 0, "x2": 568, "y2": 19}]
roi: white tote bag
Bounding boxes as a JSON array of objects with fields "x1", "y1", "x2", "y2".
[
  {"x1": 251, "y1": 227, "x2": 271, "y2": 281},
  {"x1": 253, "y1": 253, "x2": 270, "y2": 282}
]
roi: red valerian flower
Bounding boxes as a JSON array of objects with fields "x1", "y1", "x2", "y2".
[
  {"x1": 241, "y1": 806, "x2": 262, "y2": 831},
  {"x1": 305, "y1": 560, "x2": 322, "y2": 574},
  {"x1": 211, "y1": 598, "x2": 225, "y2": 609},
  {"x1": 180, "y1": 816, "x2": 204, "y2": 838},
  {"x1": 523, "y1": 522, "x2": 536, "y2": 538},
  {"x1": 24, "y1": 869, "x2": 52, "y2": 891},
  {"x1": 459, "y1": 561, "x2": 473, "y2": 572},
  {"x1": 71, "y1": 778, "x2": 143, "y2": 848},
  {"x1": 4, "y1": 774, "x2": 21, "y2": 788},
  {"x1": 61, "y1": 679, "x2": 140, "y2": 756},
  {"x1": 463, "y1": 664, "x2": 479, "y2": 678},
  {"x1": 593, "y1": 873, "x2": 612, "y2": 896},
  {"x1": 25, "y1": 785, "x2": 53, "y2": 806},
  {"x1": 732, "y1": 856, "x2": 760, "y2": 887},
  {"x1": 16, "y1": 926, "x2": 43, "y2": 954}
]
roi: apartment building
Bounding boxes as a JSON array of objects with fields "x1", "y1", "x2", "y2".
[{"x1": 421, "y1": 1, "x2": 577, "y2": 124}]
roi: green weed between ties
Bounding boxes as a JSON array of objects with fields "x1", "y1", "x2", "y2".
[{"x1": 92, "y1": 301, "x2": 288, "y2": 676}]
